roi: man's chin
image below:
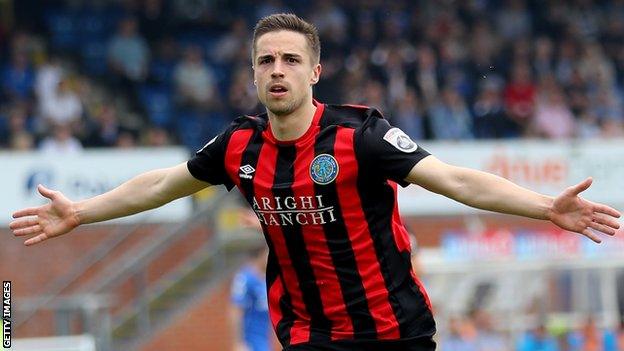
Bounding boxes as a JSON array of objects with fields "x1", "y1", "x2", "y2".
[{"x1": 267, "y1": 101, "x2": 295, "y2": 116}]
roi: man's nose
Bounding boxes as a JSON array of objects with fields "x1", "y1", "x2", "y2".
[{"x1": 271, "y1": 60, "x2": 285, "y2": 78}]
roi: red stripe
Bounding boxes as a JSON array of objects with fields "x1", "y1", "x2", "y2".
[
  {"x1": 253, "y1": 143, "x2": 311, "y2": 344},
  {"x1": 389, "y1": 183, "x2": 433, "y2": 311},
  {"x1": 224, "y1": 129, "x2": 254, "y2": 189},
  {"x1": 293, "y1": 131, "x2": 354, "y2": 340},
  {"x1": 333, "y1": 127, "x2": 401, "y2": 339},
  {"x1": 268, "y1": 278, "x2": 284, "y2": 330}
]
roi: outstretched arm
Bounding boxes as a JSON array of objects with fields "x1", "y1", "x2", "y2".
[
  {"x1": 406, "y1": 156, "x2": 621, "y2": 243},
  {"x1": 10, "y1": 162, "x2": 209, "y2": 245}
]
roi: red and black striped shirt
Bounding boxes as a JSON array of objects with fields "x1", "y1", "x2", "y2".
[{"x1": 187, "y1": 102, "x2": 436, "y2": 348}]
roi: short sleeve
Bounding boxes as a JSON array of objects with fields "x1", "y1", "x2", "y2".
[
  {"x1": 187, "y1": 131, "x2": 234, "y2": 190},
  {"x1": 354, "y1": 110, "x2": 431, "y2": 187}
]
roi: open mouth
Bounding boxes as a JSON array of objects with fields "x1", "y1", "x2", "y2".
[{"x1": 269, "y1": 84, "x2": 288, "y2": 96}]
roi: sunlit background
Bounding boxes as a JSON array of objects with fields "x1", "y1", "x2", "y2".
[{"x1": 1, "y1": 0, "x2": 624, "y2": 350}]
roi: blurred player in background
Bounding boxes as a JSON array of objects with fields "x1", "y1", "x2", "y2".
[
  {"x1": 9, "y1": 13, "x2": 621, "y2": 351},
  {"x1": 231, "y1": 245, "x2": 271, "y2": 351}
]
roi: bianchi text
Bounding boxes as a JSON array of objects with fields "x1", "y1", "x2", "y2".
[{"x1": 252, "y1": 195, "x2": 337, "y2": 226}]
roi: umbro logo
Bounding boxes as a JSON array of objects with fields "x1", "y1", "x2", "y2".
[{"x1": 239, "y1": 164, "x2": 255, "y2": 179}]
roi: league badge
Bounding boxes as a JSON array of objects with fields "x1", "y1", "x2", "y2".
[
  {"x1": 310, "y1": 154, "x2": 339, "y2": 185},
  {"x1": 383, "y1": 127, "x2": 418, "y2": 153}
]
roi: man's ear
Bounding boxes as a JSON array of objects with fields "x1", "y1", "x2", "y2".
[{"x1": 311, "y1": 63, "x2": 322, "y2": 85}]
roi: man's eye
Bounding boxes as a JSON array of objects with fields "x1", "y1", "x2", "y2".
[
  {"x1": 260, "y1": 58, "x2": 271, "y2": 64},
  {"x1": 288, "y1": 57, "x2": 298, "y2": 63}
]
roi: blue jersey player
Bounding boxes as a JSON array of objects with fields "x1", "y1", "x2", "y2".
[{"x1": 231, "y1": 247, "x2": 271, "y2": 351}]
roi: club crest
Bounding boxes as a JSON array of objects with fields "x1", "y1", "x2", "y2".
[{"x1": 310, "y1": 154, "x2": 339, "y2": 185}]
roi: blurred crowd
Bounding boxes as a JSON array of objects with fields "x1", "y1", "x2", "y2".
[
  {"x1": 2, "y1": 0, "x2": 624, "y2": 153},
  {"x1": 438, "y1": 310, "x2": 624, "y2": 351}
]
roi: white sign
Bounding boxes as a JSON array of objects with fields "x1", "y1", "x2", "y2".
[
  {"x1": 1, "y1": 148, "x2": 193, "y2": 226},
  {"x1": 9, "y1": 335, "x2": 96, "y2": 351},
  {"x1": 399, "y1": 139, "x2": 624, "y2": 215}
]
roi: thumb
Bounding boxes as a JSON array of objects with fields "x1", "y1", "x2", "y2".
[
  {"x1": 568, "y1": 177, "x2": 592, "y2": 196},
  {"x1": 38, "y1": 184, "x2": 57, "y2": 200}
]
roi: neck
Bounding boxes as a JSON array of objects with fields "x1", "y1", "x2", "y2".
[{"x1": 268, "y1": 99, "x2": 317, "y2": 141}]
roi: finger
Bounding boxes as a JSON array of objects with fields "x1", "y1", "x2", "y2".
[
  {"x1": 589, "y1": 222, "x2": 616, "y2": 236},
  {"x1": 38, "y1": 184, "x2": 57, "y2": 200},
  {"x1": 24, "y1": 233, "x2": 49, "y2": 246},
  {"x1": 12, "y1": 207, "x2": 40, "y2": 218},
  {"x1": 592, "y1": 213, "x2": 621, "y2": 230},
  {"x1": 581, "y1": 228, "x2": 602, "y2": 243},
  {"x1": 591, "y1": 202, "x2": 622, "y2": 219},
  {"x1": 569, "y1": 177, "x2": 592, "y2": 196},
  {"x1": 9, "y1": 217, "x2": 39, "y2": 230},
  {"x1": 13, "y1": 225, "x2": 42, "y2": 237}
]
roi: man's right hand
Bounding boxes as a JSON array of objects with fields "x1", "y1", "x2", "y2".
[{"x1": 9, "y1": 184, "x2": 80, "y2": 246}]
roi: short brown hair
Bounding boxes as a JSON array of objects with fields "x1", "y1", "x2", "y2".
[{"x1": 252, "y1": 13, "x2": 321, "y2": 64}]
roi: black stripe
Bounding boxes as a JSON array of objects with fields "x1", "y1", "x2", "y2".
[
  {"x1": 313, "y1": 126, "x2": 378, "y2": 338},
  {"x1": 273, "y1": 145, "x2": 332, "y2": 343},
  {"x1": 266, "y1": 243, "x2": 296, "y2": 345},
  {"x1": 355, "y1": 178, "x2": 436, "y2": 338},
  {"x1": 236, "y1": 131, "x2": 295, "y2": 345}
]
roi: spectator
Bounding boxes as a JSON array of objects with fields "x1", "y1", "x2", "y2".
[
  {"x1": 5, "y1": 103, "x2": 34, "y2": 150},
  {"x1": 442, "y1": 316, "x2": 479, "y2": 351},
  {"x1": 410, "y1": 44, "x2": 441, "y2": 105},
  {"x1": 496, "y1": 0, "x2": 532, "y2": 40},
  {"x1": 35, "y1": 55, "x2": 63, "y2": 102},
  {"x1": 10, "y1": 131, "x2": 34, "y2": 150},
  {"x1": 138, "y1": 0, "x2": 170, "y2": 42},
  {"x1": 472, "y1": 309, "x2": 509, "y2": 351},
  {"x1": 39, "y1": 77, "x2": 83, "y2": 129},
  {"x1": 107, "y1": 17, "x2": 150, "y2": 83},
  {"x1": 516, "y1": 324, "x2": 559, "y2": 351},
  {"x1": 428, "y1": 87, "x2": 474, "y2": 140},
  {"x1": 173, "y1": 45, "x2": 219, "y2": 111},
  {"x1": 391, "y1": 88, "x2": 425, "y2": 140},
  {"x1": 532, "y1": 77, "x2": 576, "y2": 139},
  {"x1": 310, "y1": 0, "x2": 348, "y2": 51},
  {"x1": 115, "y1": 130, "x2": 137, "y2": 148},
  {"x1": 228, "y1": 65, "x2": 261, "y2": 116},
  {"x1": 84, "y1": 105, "x2": 121, "y2": 147},
  {"x1": 473, "y1": 80, "x2": 521, "y2": 139},
  {"x1": 1, "y1": 50, "x2": 34, "y2": 102},
  {"x1": 533, "y1": 37, "x2": 556, "y2": 77},
  {"x1": 230, "y1": 246, "x2": 271, "y2": 351},
  {"x1": 213, "y1": 18, "x2": 250, "y2": 64},
  {"x1": 142, "y1": 126, "x2": 171, "y2": 147},
  {"x1": 616, "y1": 320, "x2": 624, "y2": 351},
  {"x1": 600, "y1": 118, "x2": 624, "y2": 138},
  {"x1": 504, "y1": 61, "x2": 536, "y2": 130},
  {"x1": 576, "y1": 110, "x2": 602, "y2": 139},
  {"x1": 149, "y1": 36, "x2": 178, "y2": 88},
  {"x1": 567, "y1": 316, "x2": 617, "y2": 351},
  {"x1": 39, "y1": 123, "x2": 83, "y2": 154}
]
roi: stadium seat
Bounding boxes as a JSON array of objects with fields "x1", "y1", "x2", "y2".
[
  {"x1": 80, "y1": 41, "x2": 108, "y2": 76},
  {"x1": 45, "y1": 10, "x2": 80, "y2": 51},
  {"x1": 139, "y1": 86, "x2": 173, "y2": 128}
]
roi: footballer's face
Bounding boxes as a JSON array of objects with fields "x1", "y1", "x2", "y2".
[{"x1": 253, "y1": 30, "x2": 321, "y2": 117}]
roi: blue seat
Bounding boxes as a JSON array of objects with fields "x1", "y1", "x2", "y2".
[
  {"x1": 139, "y1": 86, "x2": 173, "y2": 128},
  {"x1": 81, "y1": 41, "x2": 108, "y2": 76},
  {"x1": 175, "y1": 111, "x2": 206, "y2": 151},
  {"x1": 45, "y1": 11, "x2": 80, "y2": 51}
]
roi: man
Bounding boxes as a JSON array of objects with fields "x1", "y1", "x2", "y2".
[
  {"x1": 230, "y1": 246, "x2": 271, "y2": 351},
  {"x1": 9, "y1": 13, "x2": 621, "y2": 351}
]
